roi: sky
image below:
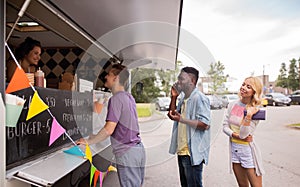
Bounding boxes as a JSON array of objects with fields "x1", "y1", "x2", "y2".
[{"x1": 178, "y1": 0, "x2": 300, "y2": 86}]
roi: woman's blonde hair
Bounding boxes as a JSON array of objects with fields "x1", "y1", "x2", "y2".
[{"x1": 239, "y1": 76, "x2": 263, "y2": 107}]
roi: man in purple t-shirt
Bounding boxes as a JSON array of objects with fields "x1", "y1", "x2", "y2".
[{"x1": 77, "y1": 64, "x2": 145, "y2": 187}]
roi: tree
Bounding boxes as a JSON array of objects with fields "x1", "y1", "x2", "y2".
[
  {"x1": 156, "y1": 61, "x2": 182, "y2": 97},
  {"x1": 207, "y1": 61, "x2": 227, "y2": 94},
  {"x1": 298, "y1": 58, "x2": 300, "y2": 90},
  {"x1": 276, "y1": 58, "x2": 300, "y2": 91},
  {"x1": 130, "y1": 61, "x2": 182, "y2": 102},
  {"x1": 276, "y1": 62, "x2": 288, "y2": 88},
  {"x1": 157, "y1": 70, "x2": 174, "y2": 97},
  {"x1": 287, "y1": 58, "x2": 299, "y2": 91},
  {"x1": 130, "y1": 68, "x2": 161, "y2": 103}
]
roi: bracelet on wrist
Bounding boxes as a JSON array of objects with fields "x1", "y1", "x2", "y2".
[{"x1": 244, "y1": 117, "x2": 251, "y2": 123}]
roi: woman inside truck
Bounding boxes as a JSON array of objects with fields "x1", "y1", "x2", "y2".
[{"x1": 6, "y1": 37, "x2": 42, "y2": 82}]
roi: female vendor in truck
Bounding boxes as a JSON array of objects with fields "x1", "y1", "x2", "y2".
[{"x1": 6, "y1": 37, "x2": 42, "y2": 82}]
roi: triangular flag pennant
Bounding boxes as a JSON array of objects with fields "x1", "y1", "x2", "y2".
[
  {"x1": 93, "y1": 170, "x2": 100, "y2": 187},
  {"x1": 104, "y1": 165, "x2": 117, "y2": 180},
  {"x1": 63, "y1": 146, "x2": 85, "y2": 157},
  {"x1": 26, "y1": 91, "x2": 49, "y2": 121},
  {"x1": 90, "y1": 165, "x2": 96, "y2": 186},
  {"x1": 49, "y1": 118, "x2": 66, "y2": 146},
  {"x1": 107, "y1": 165, "x2": 117, "y2": 172},
  {"x1": 99, "y1": 171, "x2": 103, "y2": 187},
  {"x1": 85, "y1": 144, "x2": 92, "y2": 163},
  {"x1": 6, "y1": 67, "x2": 31, "y2": 93}
]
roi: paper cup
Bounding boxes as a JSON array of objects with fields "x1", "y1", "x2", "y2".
[
  {"x1": 94, "y1": 102, "x2": 104, "y2": 114},
  {"x1": 6, "y1": 94, "x2": 25, "y2": 105},
  {"x1": 6, "y1": 104, "x2": 23, "y2": 127},
  {"x1": 16, "y1": 97, "x2": 26, "y2": 105},
  {"x1": 5, "y1": 94, "x2": 17, "y2": 105}
]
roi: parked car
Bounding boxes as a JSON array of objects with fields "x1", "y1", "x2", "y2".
[
  {"x1": 207, "y1": 95, "x2": 223, "y2": 109},
  {"x1": 154, "y1": 97, "x2": 171, "y2": 111},
  {"x1": 220, "y1": 94, "x2": 239, "y2": 108},
  {"x1": 288, "y1": 90, "x2": 300, "y2": 105},
  {"x1": 265, "y1": 92, "x2": 291, "y2": 106}
]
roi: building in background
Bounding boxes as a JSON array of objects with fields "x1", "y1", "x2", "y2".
[{"x1": 199, "y1": 74, "x2": 289, "y2": 95}]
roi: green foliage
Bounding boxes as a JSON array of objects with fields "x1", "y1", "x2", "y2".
[
  {"x1": 131, "y1": 68, "x2": 161, "y2": 103},
  {"x1": 276, "y1": 62, "x2": 288, "y2": 87},
  {"x1": 277, "y1": 58, "x2": 299, "y2": 91},
  {"x1": 130, "y1": 61, "x2": 182, "y2": 103},
  {"x1": 136, "y1": 104, "x2": 153, "y2": 117},
  {"x1": 157, "y1": 70, "x2": 173, "y2": 97},
  {"x1": 288, "y1": 58, "x2": 299, "y2": 91},
  {"x1": 156, "y1": 67, "x2": 180, "y2": 97},
  {"x1": 207, "y1": 61, "x2": 227, "y2": 94}
]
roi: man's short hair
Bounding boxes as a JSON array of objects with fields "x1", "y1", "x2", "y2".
[
  {"x1": 111, "y1": 64, "x2": 129, "y2": 89},
  {"x1": 181, "y1": 66, "x2": 199, "y2": 84}
]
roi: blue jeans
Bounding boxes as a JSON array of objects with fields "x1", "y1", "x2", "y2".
[{"x1": 178, "y1": 155, "x2": 204, "y2": 187}]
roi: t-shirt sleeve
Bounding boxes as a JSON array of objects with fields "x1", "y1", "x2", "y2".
[
  {"x1": 106, "y1": 97, "x2": 122, "y2": 123},
  {"x1": 223, "y1": 102, "x2": 234, "y2": 137}
]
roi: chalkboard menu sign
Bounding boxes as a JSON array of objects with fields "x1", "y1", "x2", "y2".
[{"x1": 6, "y1": 87, "x2": 93, "y2": 169}]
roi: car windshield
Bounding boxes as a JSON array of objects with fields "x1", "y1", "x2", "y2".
[
  {"x1": 161, "y1": 98, "x2": 170, "y2": 102},
  {"x1": 158, "y1": 97, "x2": 170, "y2": 103},
  {"x1": 272, "y1": 93, "x2": 286, "y2": 98}
]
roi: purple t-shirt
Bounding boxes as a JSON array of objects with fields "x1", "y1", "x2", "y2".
[{"x1": 106, "y1": 91, "x2": 141, "y2": 156}]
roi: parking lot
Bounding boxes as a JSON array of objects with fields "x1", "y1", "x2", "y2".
[{"x1": 140, "y1": 105, "x2": 300, "y2": 187}]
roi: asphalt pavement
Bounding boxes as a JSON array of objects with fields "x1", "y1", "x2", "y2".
[{"x1": 141, "y1": 105, "x2": 300, "y2": 187}]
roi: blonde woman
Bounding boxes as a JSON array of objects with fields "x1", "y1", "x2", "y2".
[{"x1": 223, "y1": 77, "x2": 265, "y2": 187}]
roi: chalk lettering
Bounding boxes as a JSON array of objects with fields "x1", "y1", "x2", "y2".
[
  {"x1": 7, "y1": 128, "x2": 14, "y2": 140},
  {"x1": 63, "y1": 127, "x2": 80, "y2": 140},
  {"x1": 45, "y1": 118, "x2": 51, "y2": 133},
  {"x1": 62, "y1": 113, "x2": 74, "y2": 122},
  {"x1": 64, "y1": 98, "x2": 85, "y2": 107},
  {"x1": 7, "y1": 121, "x2": 45, "y2": 139},
  {"x1": 45, "y1": 96, "x2": 56, "y2": 108},
  {"x1": 6, "y1": 87, "x2": 93, "y2": 167}
]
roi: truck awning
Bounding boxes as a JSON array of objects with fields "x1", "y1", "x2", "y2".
[{"x1": 7, "y1": 0, "x2": 183, "y2": 70}]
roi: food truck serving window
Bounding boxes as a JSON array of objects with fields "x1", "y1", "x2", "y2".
[{"x1": 6, "y1": 87, "x2": 93, "y2": 170}]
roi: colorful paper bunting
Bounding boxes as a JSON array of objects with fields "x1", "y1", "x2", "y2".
[
  {"x1": 5, "y1": 43, "x2": 111, "y2": 186},
  {"x1": 85, "y1": 144, "x2": 93, "y2": 163},
  {"x1": 90, "y1": 165, "x2": 97, "y2": 186},
  {"x1": 4, "y1": 44, "x2": 110, "y2": 185},
  {"x1": 26, "y1": 91, "x2": 49, "y2": 121},
  {"x1": 63, "y1": 146, "x2": 85, "y2": 157},
  {"x1": 6, "y1": 67, "x2": 31, "y2": 94},
  {"x1": 49, "y1": 118, "x2": 66, "y2": 146},
  {"x1": 107, "y1": 165, "x2": 117, "y2": 172},
  {"x1": 104, "y1": 165, "x2": 117, "y2": 182},
  {"x1": 93, "y1": 170, "x2": 100, "y2": 187},
  {"x1": 99, "y1": 171, "x2": 103, "y2": 187}
]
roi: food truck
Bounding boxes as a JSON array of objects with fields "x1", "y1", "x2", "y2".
[{"x1": 0, "y1": 0, "x2": 182, "y2": 186}]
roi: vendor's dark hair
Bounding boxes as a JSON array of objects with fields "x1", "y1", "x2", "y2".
[
  {"x1": 15, "y1": 37, "x2": 41, "y2": 61},
  {"x1": 181, "y1": 66, "x2": 199, "y2": 85},
  {"x1": 111, "y1": 64, "x2": 129, "y2": 89}
]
